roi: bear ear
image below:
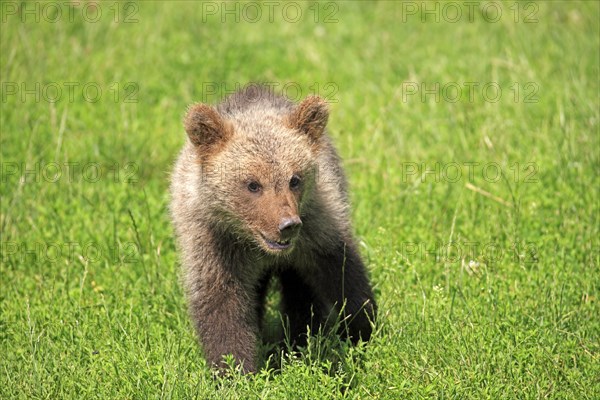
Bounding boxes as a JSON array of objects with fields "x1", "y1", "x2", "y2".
[
  {"x1": 183, "y1": 103, "x2": 232, "y2": 152},
  {"x1": 286, "y1": 95, "x2": 329, "y2": 143}
]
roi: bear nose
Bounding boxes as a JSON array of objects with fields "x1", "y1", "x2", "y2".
[{"x1": 278, "y1": 216, "x2": 302, "y2": 238}]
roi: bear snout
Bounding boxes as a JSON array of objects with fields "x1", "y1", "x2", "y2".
[{"x1": 278, "y1": 216, "x2": 302, "y2": 239}]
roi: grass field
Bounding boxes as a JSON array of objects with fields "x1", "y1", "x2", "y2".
[{"x1": 1, "y1": 1, "x2": 599, "y2": 398}]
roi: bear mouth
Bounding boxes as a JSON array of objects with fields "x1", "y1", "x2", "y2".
[{"x1": 260, "y1": 234, "x2": 293, "y2": 251}]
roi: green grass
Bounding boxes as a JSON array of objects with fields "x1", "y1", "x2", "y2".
[{"x1": 1, "y1": 1, "x2": 598, "y2": 398}]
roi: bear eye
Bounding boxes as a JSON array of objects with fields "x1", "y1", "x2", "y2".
[
  {"x1": 247, "y1": 181, "x2": 261, "y2": 193},
  {"x1": 248, "y1": 181, "x2": 260, "y2": 193},
  {"x1": 289, "y1": 175, "x2": 301, "y2": 189}
]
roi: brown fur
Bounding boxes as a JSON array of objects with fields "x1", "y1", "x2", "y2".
[{"x1": 170, "y1": 84, "x2": 376, "y2": 374}]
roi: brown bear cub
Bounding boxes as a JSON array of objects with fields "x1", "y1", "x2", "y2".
[{"x1": 170, "y1": 84, "x2": 376, "y2": 374}]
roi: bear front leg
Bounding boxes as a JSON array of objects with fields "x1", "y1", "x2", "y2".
[
  {"x1": 309, "y1": 239, "x2": 377, "y2": 343},
  {"x1": 187, "y1": 271, "x2": 259, "y2": 374},
  {"x1": 279, "y1": 268, "x2": 321, "y2": 346}
]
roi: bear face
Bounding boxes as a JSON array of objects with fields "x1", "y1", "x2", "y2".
[{"x1": 183, "y1": 94, "x2": 328, "y2": 255}]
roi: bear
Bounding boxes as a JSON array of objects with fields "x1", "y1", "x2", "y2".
[{"x1": 169, "y1": 84, "x2": 376, "y2": 374}]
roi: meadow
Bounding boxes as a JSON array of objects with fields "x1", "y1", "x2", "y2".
[{"x1": 1, "y1": 1, "x2": 598, "y2": 398}]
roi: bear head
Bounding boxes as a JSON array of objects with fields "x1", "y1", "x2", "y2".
[{"x1": 183, "y1": 94, "x2": 329, "y2": 255}]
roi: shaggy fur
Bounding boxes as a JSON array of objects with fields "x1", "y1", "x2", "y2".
[{"x1": 170, "y1": 84, "x2": 376, "y2": 374}]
